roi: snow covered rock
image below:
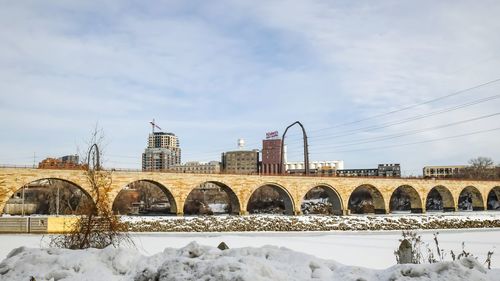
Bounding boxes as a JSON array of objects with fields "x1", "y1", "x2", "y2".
[{"x1": 0, "y1": 242, "x2": 498, "y2": 281}]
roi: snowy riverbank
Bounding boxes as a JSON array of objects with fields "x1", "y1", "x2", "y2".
[
  {"x1": 123, "y1": 212, "x2": 500, "y2": 232},
  {"x1": 1, "y1": 242, "x2": 499, "y2": 281}
]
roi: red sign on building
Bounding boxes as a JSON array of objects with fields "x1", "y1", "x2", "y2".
[{"x1": 266, "y1": 131, "x2": 279, "y2": 139}]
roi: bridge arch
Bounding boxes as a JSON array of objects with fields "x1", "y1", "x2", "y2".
[
  {"x1": 112, "y1": 180, "x2": 177, "y2": 215},
  {"x1": 301, "y1": 184, "x2": 343, "y2": 215},
  {"x1": 426, "y1": 185, "x2": 455, "y2": 212},
  {"x1": 389, "y1": 185, "x2": 423, "y2": 213},
  {"x1": 2, "y1": 178, "x2": 95, "y2": 216},
  {"x1": 348, "y1": 184, "x2": 386, "y2": 214},
  {"x1": 183, "y1": 181, "x2": 240, "y2": 215},
  {"x1": 487, "y1": 186, "x2": 500, "y2": 210},
  {"x1": 247, "y1": 183, "x2": 295, "y2": 215},
  {"x1": 458, "y1": 186, "x2": 484, "y2": 211}
]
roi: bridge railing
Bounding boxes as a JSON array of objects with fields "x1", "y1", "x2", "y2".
[{"x1": 0, "y1": 164, "x2": 37, "y2": 169}]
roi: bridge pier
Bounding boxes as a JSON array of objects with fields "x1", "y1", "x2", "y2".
[
  {"x1": 411, "y1": 208, "x2": 424, "y2": 214},
  {"x1": 443, "y1": 207, "x2": 457, "y2": 212},
  {"x1": 374, "y1": 208, "x2": 387, "y2": 214},
  {"x1": 420, "y1": 198, "x2": 426, "y2": 214}
]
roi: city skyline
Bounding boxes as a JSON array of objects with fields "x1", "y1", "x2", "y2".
[{"x1": 1, "y1": 1, "x2": 500, "y2": 176}]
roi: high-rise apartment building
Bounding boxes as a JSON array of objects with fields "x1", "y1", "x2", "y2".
[{"x1": 142, "y1": 132, "x2": 181, "y2": 171}]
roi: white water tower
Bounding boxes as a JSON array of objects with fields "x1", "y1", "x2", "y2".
[{"x1": 237, "y1": 138, "x2": 245, "y2": 149}]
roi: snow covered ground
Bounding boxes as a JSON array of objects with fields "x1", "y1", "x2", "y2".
[
  {"x1": 1, "y1": 213, "x2": 499, "y2": 279},
  {"x1": 1, "y1": 229, "x2": 499, "y2": 269},
  {"x1": 0, "y1": 241, "x2": 498, "y2": 280}
]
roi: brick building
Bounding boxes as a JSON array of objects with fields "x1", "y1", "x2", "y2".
[
  {"x1": 261, "y1": 139, "x2": 282, "y2": 174},
  {"x1": 38, "y1": 155, "x2": 82, "y2": 170},
  {"x1": 221, "y1": 150, "x2": 259, "y2": 174}
]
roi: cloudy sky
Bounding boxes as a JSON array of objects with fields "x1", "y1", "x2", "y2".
[{"x1": 1, "y1": 0, "x2": 500, "y2": 175}]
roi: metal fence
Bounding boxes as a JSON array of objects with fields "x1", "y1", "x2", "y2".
[{"x1": 0, "y1": 217, "x2": 48, "y2": 233}]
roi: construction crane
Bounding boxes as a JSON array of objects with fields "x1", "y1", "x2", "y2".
[{"x1": 149, "y1": 119, "x2": 162, "y2": 133}]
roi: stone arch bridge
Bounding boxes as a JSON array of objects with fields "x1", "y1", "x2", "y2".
[{"x1": 1, "y1": 168, "x2": 499, "y2": 215}]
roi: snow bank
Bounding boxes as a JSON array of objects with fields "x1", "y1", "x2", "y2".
[
  {"x1": 123, "y1": 212, "x2": 500, "y2": 232},
  {"x1": 0, "y1": 243, "x2": 498, "y2": 281}
]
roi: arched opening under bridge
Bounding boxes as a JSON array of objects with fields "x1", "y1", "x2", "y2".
[
  {"x1": 2, "y1": 178, "x2": 94, "y2": 216},
  {"x1": 487, "y1": 186, "x2": 500, "y2": 210},
  {"x1": 389, "y1": 185, "x2": 423, "y2": 213},
  {"x1": 458, "y1": 186, "x2": 484, "y2": 211},
  {"x1": 112, "y1": 180, "x2": 177, "y2": 215},
  {"x1": 183, "y1": 181, "x2": 240, "y2": 215},
  {"x1": 247, "y1": 184, "x2": 294, "y2": 215},
  {"x1": 348, "y1": 185, "x2": 386, "y2": 214},
  {"x1": 301, "y1": 185, "x2": 343, "y2": 215},
  {"x1": 426, "y1": 186, "x2": 455, "y2": 212}
]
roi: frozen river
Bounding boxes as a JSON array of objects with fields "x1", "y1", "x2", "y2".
[{"x1": 1, "y1": 229, "x2": 499, "y2": 269}]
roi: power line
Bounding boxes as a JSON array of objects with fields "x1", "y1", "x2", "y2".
[
  {"x1": 303, "y1": 77, "x2": 500, "y2": 135},
  {"x1": 309, "y1": 112, "x2": 500, "y2": 149},
  {"x1": 286, "y1": 93, "x2": 500, "y2": 145},
  {"x1": 184, "y1": 97, "x2": 499, "y2": 159},
  {"x1": 111, "y1": 79, "x2": 500, "y2": 160},
  {"x1": 309, "y1": 126, "x2": 500, "y2": 154}
]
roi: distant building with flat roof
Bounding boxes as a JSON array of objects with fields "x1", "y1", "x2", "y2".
[
  {"x1": 336, "y1": 163, "x2": 400, "y2": 177},
  {"x1": 286, "y1": 160, "x2": 344, "y2": 171},
  {"x1": 38, "y1": 155, "x2": 82, "y2": 170},
  {"x1": 172, "y1": 161, "x2": 221, "y2": 174},
  {"x1": 221, "y1": 150, "x2": 259, "y2": 175},
  {"x1": 423, "y1": 165, "x2": 467, "y2": 178}
]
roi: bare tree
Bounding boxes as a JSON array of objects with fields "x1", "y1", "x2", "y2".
[
  {"x1": 45, "y1": 180, "x2": 92, "y2": 215},
  {"x1": 51, "y1": 127, "x2": 132, "y2": 249},
  {"x1": 464, "y1": 157, "x2": 496, "y2": 179}
]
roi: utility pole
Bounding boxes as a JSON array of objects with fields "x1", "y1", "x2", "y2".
[
  {"x1": 21, "y1": 185, "x2": 25, "y2": 216},
  {"x1": 56, "y1": 185, "x2": 60, "y2": 216},
  {"x1": 33, "y1": 152, "x2": 36, "y2": 168}
]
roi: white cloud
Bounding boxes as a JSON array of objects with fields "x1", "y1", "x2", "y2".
[{"x1": 1, "y1": 1, "x2": 499, "y2": 171}]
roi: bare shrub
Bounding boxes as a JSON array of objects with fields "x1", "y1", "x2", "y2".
[
  {"x1": 50, "y1": 128, "x2": 132, "y2": 249},
  {"x1": 485, "y1": 250, "x2": 494, "y2": 270},
  {"x1": 395, "y1": 231, "x2": 494, "y2": 269},
  {"x1": 394, "y1": 231, "x2": 424, "y2": 264}
]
